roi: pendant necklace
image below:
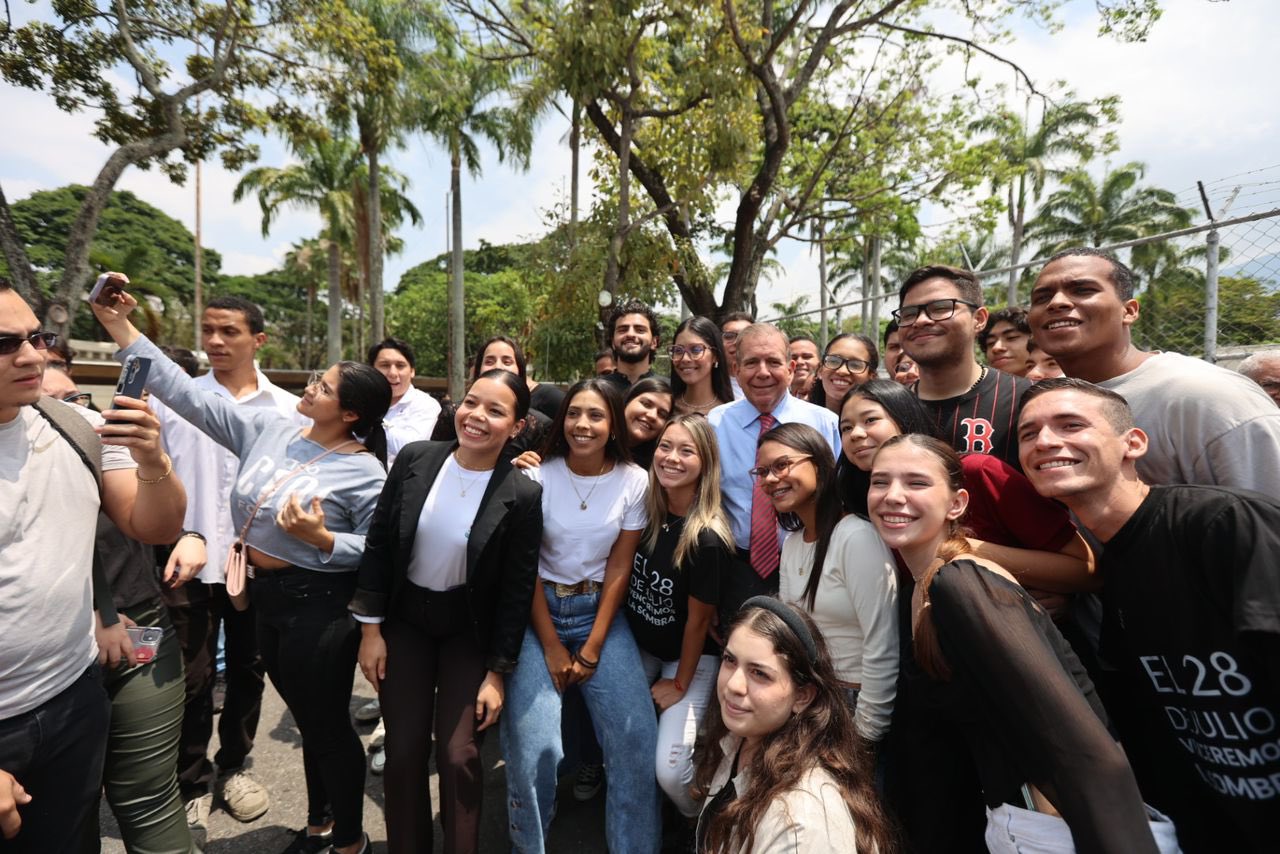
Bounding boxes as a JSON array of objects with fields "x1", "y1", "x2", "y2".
[
  {"x1": 568, "y1": 460, "x2": 608, "y2": 510},
  {"x1": 453, "y1": 455, "x2": 489, "y2": 498}
]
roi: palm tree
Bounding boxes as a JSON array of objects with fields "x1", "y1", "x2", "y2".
[
  {"x1": 234, "y1": 135, "x2": 362, "y2": 363},
  {"x1": 346, "y1": 0, "x2": 435, "y2": 343},
  {"x1": 970, "y1": 100, "x2": 1104, "y2": 304},
  {"x1": 414, "y1": 38, "x2": 533, "y2": 400},
  {"x1": 1026, "y1": 162, "x2": 1195, "y2": 257}
]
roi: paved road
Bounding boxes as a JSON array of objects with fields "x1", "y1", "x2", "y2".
[{"x1": 99, "y1": 676, "x2": 608, "y2": 853}]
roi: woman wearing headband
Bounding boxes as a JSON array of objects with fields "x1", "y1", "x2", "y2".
[{"x1": 693, "y1": 598, "x2": 895, "y2": 853}]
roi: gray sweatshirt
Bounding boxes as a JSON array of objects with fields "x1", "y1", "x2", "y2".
[{"x1": 118, "y1": 336, "x2": 386, "y2": 571}]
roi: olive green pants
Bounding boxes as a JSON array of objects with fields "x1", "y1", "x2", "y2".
[{"x1": 83, "y1": 600, "x2": 197, "y2": 854}]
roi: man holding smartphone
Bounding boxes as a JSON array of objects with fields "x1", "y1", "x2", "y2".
[
  {"x1": 0, "y1": 278, "x2": 187, "y2": 850},
  {"x1": 151, "y1": 293, "x2": 304, "y2": 841}
]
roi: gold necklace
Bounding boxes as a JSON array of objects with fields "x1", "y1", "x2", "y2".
[{"x1": 452, "y1": 455, "x2": 490, "y2": 498}]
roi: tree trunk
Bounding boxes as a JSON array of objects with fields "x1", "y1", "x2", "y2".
[
  {"x1": 569, "y1": 100, "x2": 581, "y2": 248},
  {"x1": 327, "y1": 239, "x2": 342, "y2": 364},
  {"x1": 1007, "y1": 175, "x2": 1025, "y2": 306},
  {"x1": 603, "y1": 109, "x2": 633, "y2": 297},
  {"x1": 367, "y1": 145, "x2": 385, "y2": 343},
  {"x1": 860, "y1": 239, "x2": 872, "y2": 333},
  {"x1": 448, "y1": 151, "x2": 466, "y2": 403},
  {"x1": 868, "y1": 236, "x2": 883, "y2": 337},
  {"x1": 306, "y1": 284, "x2": 315, "y2": 368},
  {"x1": 0, "y1": 183, "x2": 40, "y2": 306}
]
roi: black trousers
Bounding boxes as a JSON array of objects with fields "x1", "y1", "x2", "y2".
[
  {"x1": 0, "y1": 666, "x2": 110, "y2": 853},
  {"x1": 251, "y1": 569, "x2": 364, "y2": 848},
  {"x1": 163, "y1": 580, "x2": 264, "y2": 800},
  {"x1": 381, "y1": 585, "x2": 487, "y2": 854}
]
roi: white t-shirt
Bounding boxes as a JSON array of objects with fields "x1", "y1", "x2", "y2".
[
  {"x1": 779, "y1": 516, "x2": 899, "y2": 742},
  {"x1": 528, "y1": 457, "x2": 648, "y2": 585},
  {"x1": 408, "y1": 454, "x2": 493, "y2": 591},
  {"x1": 0, "y1": 405, "x2": 135, "y2": 719}
]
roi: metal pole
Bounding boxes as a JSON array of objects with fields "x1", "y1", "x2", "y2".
[
  {"x1": 1203, "y1": 228, "x2": 1220, "y2": 363},
  {"x1": 818, "y1": 222, "x2": 829, "y2": 345},
  {"x1": 194, "y1": 158, "x2": 203, "y2": 353}
]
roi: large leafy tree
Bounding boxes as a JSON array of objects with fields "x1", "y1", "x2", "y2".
[
  {"x1": 413, "y1": 36, "x2": 533, "y2": 400},
  {"x1": 450, "y1": 0, "x2": 1166, "y2": 320},
  {"x1": 1026, "y1": 162, "x2": 1194, "y2": 255},
  {"x1": 969, "y1": 98, "x2": 1116, "y2": 304},
  {"x1": 0, "y1": 0, "x2": 394, "y2": 336}
]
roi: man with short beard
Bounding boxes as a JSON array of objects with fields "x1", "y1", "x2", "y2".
[
  {"x1": 896, "y1": 265, "x2": 1030, "y2": 467},
  {"x1": 601, "y1": 299, "x2": 660, "y2": 390}
]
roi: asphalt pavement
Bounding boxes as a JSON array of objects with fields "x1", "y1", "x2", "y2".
[{"x1": 98, "y1": 675, "x2": 608, "y2": 853}]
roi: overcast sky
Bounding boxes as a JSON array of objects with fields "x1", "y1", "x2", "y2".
[{"x1": 3, "y1": 0, "x2": 1277, "y2": 318}]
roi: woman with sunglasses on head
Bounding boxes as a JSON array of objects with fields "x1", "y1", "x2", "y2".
[
  {"x1": 867, "y1": 435, "x2": 1173, "y2": 854},
  {"x1": 351, "y1": 370, "x2": 542, "y2": 854},
  {"x1": 432, "y1": 335, "x2": 552, "y2": 458},
  {"x1": 93, "y1": 289, "x2": 388, "y2": 854},
  {"x1": 693, "y1": 598, "x2": 895, "y2": 854},
  {"x1": 807, "y1": 333, "x2": 878, "y2": 416},
  {"x1": 669, "y1": 316, "x2": 734, "y2": 417},
  {"x1": 624, "y1": 414, "x2": 734, "y2": 821},
  {"x1": 753, "y1": 423, "x2": 898, "y2": 747},
  {"x1": 502, "y1": 378, "x2": 660, "y2": 854}
]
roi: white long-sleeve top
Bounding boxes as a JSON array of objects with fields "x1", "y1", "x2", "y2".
[
  {"x1": 779, "y1": 516, "x2": 899, "y2": 742},
  {"x1": 383, "y1": 385, "x2": 441, "y2": 465}
]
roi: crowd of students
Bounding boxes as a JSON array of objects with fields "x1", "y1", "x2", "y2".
[{"x1": 0, "y1": 243, "x2": 1278, "y2": 854}]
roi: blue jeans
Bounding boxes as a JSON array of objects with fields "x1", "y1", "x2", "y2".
[{"x1": 501, "y1": 587, "x2": 660, "y2": 854}]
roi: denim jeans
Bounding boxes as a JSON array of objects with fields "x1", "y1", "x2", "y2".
[
  {"x1": 251, "y1": 569, "x2": 364, "y2": 848},
  {"x1": 501, "y1": 587, "x2": 660, "y2": 854},
  {"x1": 639, "y1": 651, "x2": 719, "y2": 818},
  {"x1": 0, "y1": 666, "x2": 109, "y2": 854}
]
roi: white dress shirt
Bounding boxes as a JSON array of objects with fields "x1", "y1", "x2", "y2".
[
  {"x1": 154, "y1": 367, "x2": 305, "y2": 584},
  {"x1": 383, "y1": 385, "x2": 442, "y2": 465}
]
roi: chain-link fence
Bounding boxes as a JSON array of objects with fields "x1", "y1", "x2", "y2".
[{"x1": 971, "y1": 206, "x2": 1280, "y2": 367}]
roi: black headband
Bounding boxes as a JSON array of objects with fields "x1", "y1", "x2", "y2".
[{"x1": 741, "y1": 596, "x2": 819, "y2": 664}]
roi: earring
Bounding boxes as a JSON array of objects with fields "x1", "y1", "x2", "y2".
[{"x1": 714, "y1": 362, "x2": 719, "y2": 368}]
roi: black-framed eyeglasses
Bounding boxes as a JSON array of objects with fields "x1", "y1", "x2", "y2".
[
  {"x1": 721, "y1": 330, "x2": 741, "y2": 342},
  {"x1": 892, "y1": 298, "x2": 978, "y2": 326},
  {"x1": 669, "y1": 344, "x2": 710, "y2": 360},
  {"x1": 748, "y1": 455, "x2": 812, "y2": 482},
  {"x1": 822, "y1": 354, "x2": 870, "y2": 374},
  {"x1": 0, "y1": 331, "x2": 59, "y2": 356},
  {"x1": 62, "y1": 392, "x2": 93, "y2": 407}
]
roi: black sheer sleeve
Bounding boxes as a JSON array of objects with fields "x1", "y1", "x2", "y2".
[{"x1": 929, "y1": 560, "x2": 1158, "y2": 854}]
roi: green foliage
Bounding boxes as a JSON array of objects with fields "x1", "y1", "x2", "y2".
[
  {"x1": 2, "y1": 185, "x2": 221, "y2": 299},
  {"x1": 388, "y1": 265, "x2": 534, "y2": 377},
  {"x1": 1133, "y1": 276, "x2": 1280, "y2": 354}
]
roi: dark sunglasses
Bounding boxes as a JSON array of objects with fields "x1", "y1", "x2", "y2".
[{"x1": 0, "y1": 331, "x2": 59, "y2": 356}]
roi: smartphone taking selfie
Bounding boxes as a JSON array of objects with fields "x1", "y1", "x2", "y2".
[
  {"x1": 107, "y1": 356, "x2": 152, "y2": 424},
  {"x1": 89, "y1": 272, "x2": 129, "y2": 307}
]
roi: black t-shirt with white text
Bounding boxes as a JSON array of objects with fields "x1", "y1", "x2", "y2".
[
  {"x1": 1100, "y1": 485, "x2": 1280, "y2": 852},
  {"x1": 919, "y1": 367, "x2": 1029, "y2": 470},
  {"x1": 625, "y1": 516, "x2": 728, "y2": 662}
]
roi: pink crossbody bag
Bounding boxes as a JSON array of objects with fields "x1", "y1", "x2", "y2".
[{"x1": 225, "y1": 441, "x2": 360, "y2": 611}]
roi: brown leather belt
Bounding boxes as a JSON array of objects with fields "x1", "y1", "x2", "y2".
[{"x1": 543, "y1": 579, "x2": 603, "y2": 597}]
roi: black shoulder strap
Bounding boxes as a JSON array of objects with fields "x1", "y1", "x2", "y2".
[{"x1": 32, "y1": 396, "x2": 103, "y2": 495}]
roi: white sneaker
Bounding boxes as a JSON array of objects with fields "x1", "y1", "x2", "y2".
[
  {"x1": 368, "y1": 719, "x2": 386, "y2": 751},
  {"x1": 370, "y1": 746, "x2": 386, "y2": 776},
  {"x1": 185, "y1": 793, "x2": 211, "y2": 849},
  {"x1": 354, "y1": 698, "x2": 382, "y2": 724},
  {"x1": 215, "y1": 768, "x2": 270, "y2": 822}
]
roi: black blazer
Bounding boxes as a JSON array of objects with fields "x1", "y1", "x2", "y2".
[{"x1": 351, "y1": 441, "x2": 543, "y2": 673}]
